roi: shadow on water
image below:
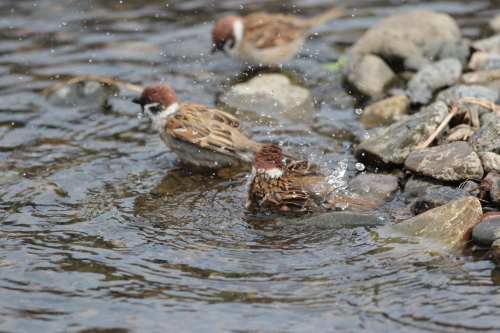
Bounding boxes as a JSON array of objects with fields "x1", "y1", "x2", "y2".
[{"x1": 1, "y1": 0, "x2": 500, "y2": 331}]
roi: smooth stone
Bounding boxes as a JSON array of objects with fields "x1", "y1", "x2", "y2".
[
  {"x1": 349, "y1": 172, "x2": 400, "y2": 200},
  {"x1": 342, "y1": 54, "x2": 396, "y2": 99},
  {"x1": 491, "y1": 14, "x2": 500, "y2": 33},
  {"x1": 492, "y1": 239, "x2": 500, "y2": 265},
  {"x1": 472, "y1": 34, "x2": 500, "y2": 54},
  {"x1": 355, "y1": 101, "x2": 448, "y2": 166},
  {"x1": 47, "y1": 80, "x2": 117, "y2": 107},
  {"x1": 382, "y1": 197, "x2": 483, "y2": 250},
  {"x1": 402, "y1": 175, "x2": 476, "y2": 203},
  {"x1": 469, "y1": 118, "x2": 500, "y2": 156},
  {"x1": 468, "y1": 52, "x2": 500, "y2": 71},
  {"x1": 219, "y1": 74, "x2": 313, "y2": 117},
  {"x1": 481, "y1": 152, "x2": 500, "y2": 173},
  {"x1": 404, "y1": 141, "x2": 484, "y2": 181},
  {"x1": 360, "y1": 95, "x2": 410, "y2": 127},
  {"x1": 480, "y1": 110, "x2": 500, "y2": 126},
  {"x1": 436, "y1": 84, "x2": 499, "y2": 117},
  {"x1": 297, "y1": 211, "x2": 391, "y2": 229},
  {"x1": 350, "y1": 10, "x2": 461, "y2": 61},
  {"x1": 472, "y1": 217, "x2": 500, "y2": 247},
  {"x1": 424, "y1": 39, "x2": 470, "y2": 67},
  {"x1": 406, "y1": 58, "x2": 462, "y2": 104},
  {"x1": 410, "y1": 186, "x2": 473, "y2": 215},
  {"x1": 404, "y1": 56, "x2": 432, "y2": 71}
]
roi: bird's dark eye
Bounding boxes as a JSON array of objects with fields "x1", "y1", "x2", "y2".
[{"x1": 148, "y1": 104, "x2": 163, "y2": 114}]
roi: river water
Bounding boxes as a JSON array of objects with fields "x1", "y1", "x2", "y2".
[{"x1": 1, "y1": 0, "x2": 500, "y2": 331}]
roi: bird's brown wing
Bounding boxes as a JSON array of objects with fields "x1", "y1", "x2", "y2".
[
  {"x1": 285, "y1": 159, "x2": 326, "y2": 186},
  {"x1": 243, "y1": 12, "x2": 311, "y2": 49},
  {"x1": 165, "y1": 103, "x2": 260, "y2": 157},
  {"x1": 247, "y1": 175, "x2": 326, "y2": 213}
]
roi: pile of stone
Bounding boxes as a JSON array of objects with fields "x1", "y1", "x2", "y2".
[{"x1": 341, "y1": 10, "x2": 500, "y2": 258}]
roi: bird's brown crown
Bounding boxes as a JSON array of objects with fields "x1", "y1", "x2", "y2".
[
  {"x1": 253, "y1": 145, "x2": 284, "y2": 174},
  {"x1": 140, "y1": 84, "x2": 179, "y2": 106},
  {"x1": 212, "y1": 16, "x2": 239, "y2": 46}
]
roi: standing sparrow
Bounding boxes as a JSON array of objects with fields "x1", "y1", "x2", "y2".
[
  {"x1": 246, "y1": 145, "x2": 382, "y2": 213},
  {"x1": 132, "y1": 84, "x2": 263, "y2": 167},
  {"x1": 212, "y1": 7, "x2": 345, "y2": 67}
]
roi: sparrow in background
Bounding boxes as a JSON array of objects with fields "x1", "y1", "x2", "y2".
[
  {"x1": 246, "y1": 145, "x2": 382, "y2": 213},
  {"x1": 211, "y1": 7, "x2": 345, "y2": 67},
  {"x1": 132, "y1": 84, "x2": 263, "y2": 167}
]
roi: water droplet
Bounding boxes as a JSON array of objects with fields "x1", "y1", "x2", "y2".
[
  {"x1": 355, "y1": 108, "x2": 363, "y2": 114},
  {"x1": 259, "y1": 19, "x2": 263, "y2": 23},
  {"x1": 364, "y1": 133, "x2": 370, "y2": 139},
  {"x1": 356, "y1": 163, "x2": 365, "y2": 171},
  {"x1": 257, "y1": 168, "x2": 265, "y2": 173},
  {"x1": 192, "y1": 129, "x2": 198, "y2": 134},
  {"x1": 137, "y1": 113, "x2": 142, "y2": 119},
  {"x1": 363, "y1": 184, "x2": 370, "y2": 192}
]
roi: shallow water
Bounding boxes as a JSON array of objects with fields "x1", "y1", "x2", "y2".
[{"x1": 1, "y1": 0, "x2": 500, "y2": 331}]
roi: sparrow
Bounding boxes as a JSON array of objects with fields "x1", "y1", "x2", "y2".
[
  {"x1": 246, "y1": 145, "x2": 382, "y2": 213},
  {"x1": 132, "y1": 84, "x2": 263, "y2": 167},
  {"x1": 211, "y1": 7, "x2": 345, "y2": 67}
]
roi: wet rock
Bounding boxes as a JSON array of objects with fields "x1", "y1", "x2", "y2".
[
  {"x1": 404, "y1": 141, "x2": 484, "y2": 181},
  {"x1": 47, "y1": 80, "x2": 117, "y2": 107},
  {"x1": 472, "y1": 217, "x2": 500, "y2": 247},
  {"x1": 360, "y1": 95, "x2": 410, "y2": 127},
  {"x1": 350, "y1": 10, "x2": 461, "y2": 62},
  {"x1": 472, "y1": 35, "x2": 500, "y2": 54},
  {"x1": 219, "y1": 74, "x2": 313, "y2": 117},
  {"x1": 342, "y1": 54, "x2": 396, "y2": 99},
  {"x1": 481, "y1": 152, "x2": 500, "y2": 173},
  {"x1": 492, "y1": 239, "x2": 500, "y2": 265},
  {"x1": 410, "y1": 186, "x2": 473, "y2": 215},
  {"x1": 349, "y1": 172, "x2": 399, "y2": 200},
  {"x1": 469, "y1": 118, "x2": 500, "y2": 156},
  {"x1": 355, "y1": 101, "x2": 448, "y2": 166},
  {"x1": 424, "y1": 39, "x2": 471, "y2": 67},
  {"x1": 436, "y1": 84, "x2": 499, "y2": 117},
  {"x1": 480, "y1": 110, "x2": 500, "y2": 127},
  {"x1": 403, "y1": 175, "x2": 461, "y2": 203},
  {"x1": 406, "y1": 58, "x2": 462, "y2": 104},
  {"x1": 385, "y1": 197, "x2": 483, "y2": 250},
  {"x1": 491, "y1": 15, "x2": 500, "y2": 33},
  {"x1": 298, "y1": 211, "x2": 391, "y2": 229}
]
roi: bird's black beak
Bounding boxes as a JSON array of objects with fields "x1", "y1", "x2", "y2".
[{"x1": 132, "y1": 97, "x2": 145, "y2": 106}]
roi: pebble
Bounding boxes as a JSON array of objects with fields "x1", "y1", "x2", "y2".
[
  {"x1": 481, "y1": 152, "x2": 500, "y2": 173},
  {"x1": 469, "y1": 118, "x2": 500, "y2": 156},
  {"x1": 360, "y1": 95, "x2": 410, "y2": 127},
  {"x1": 472, "y1": 216, "x2": 500, "y2": 247},
  {"x1": 410, "y1": 186, "x2": 473, "y2": 215}
]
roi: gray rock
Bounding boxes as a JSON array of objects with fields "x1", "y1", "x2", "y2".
[
  {"x1": 349, "y1": 172, "x2": 400, "y2": 200},
  {"x1": 489, "y1": 173, "x2": 500, "y2": 206},
  {"x1": 481, "y1": 152, "x2": 500, "y2": 173},
  {"x1": 219, "y1": 74, "x2": 313, "y2": 117},
  {"x1": 436, "y1": 84, "x2": 499, "y2": 117},
  {"x1": 480, "y1": 110, "x2": 500, "y2": 127},
  {"x1": 469, "y1": 118, "x2": 500, "y2": 155},
  {"x1": 406, "y1": 58, "x2": 462, "y2": 104},
  {"x1": 472, "y1": 217, "x2": 500, "y2": 247},
  {"x1": 444, "y1": 124, "x2": 475, "y2": 143},
  {"x1": 404, "y1": 141, "x2": 484, "y2": 181},
  {"x1": 424, "y1": 39, "x2": 471, "y2": 67},
  {"x1": 403, "y1": 176, "x2": 455, "y2": 203},
  {"x1": 298, "y1": 211, "x2": 391, "y2": 229},
  {"x1": 350, "y1": 10, "x2": 461, "y2": 61},
  {"x1": 342, "y1": 54, "x2": 396, "y2": 99},
  {"x1": 355, "y1": 101, "x2": 448, "y2": 166},
  {"x1": 404, "y1": 56, "x2": 432, "y2": 71},
  {"x1": 360, "y1": 95, "x2": 410, "y2": 127},
  {"x1": 410, "y1": 186, "x2": 473, "y2": 215},
  {"x1": 47, "y1": 80, "x2": 116, "y2": 107},
  {"x1": 380, "y1": 196, "x2": 483, "y2": 250},
  {"x1": 472, "y1": 35, "x2": 500, "y2": 53},
  {"x1": 492, "y1": 238, "x2": 500, "y2": 265}
]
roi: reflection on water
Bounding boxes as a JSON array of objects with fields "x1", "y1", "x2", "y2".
[{"x1": 1, "y1": 0, "x2": 500, "y2": 331}]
